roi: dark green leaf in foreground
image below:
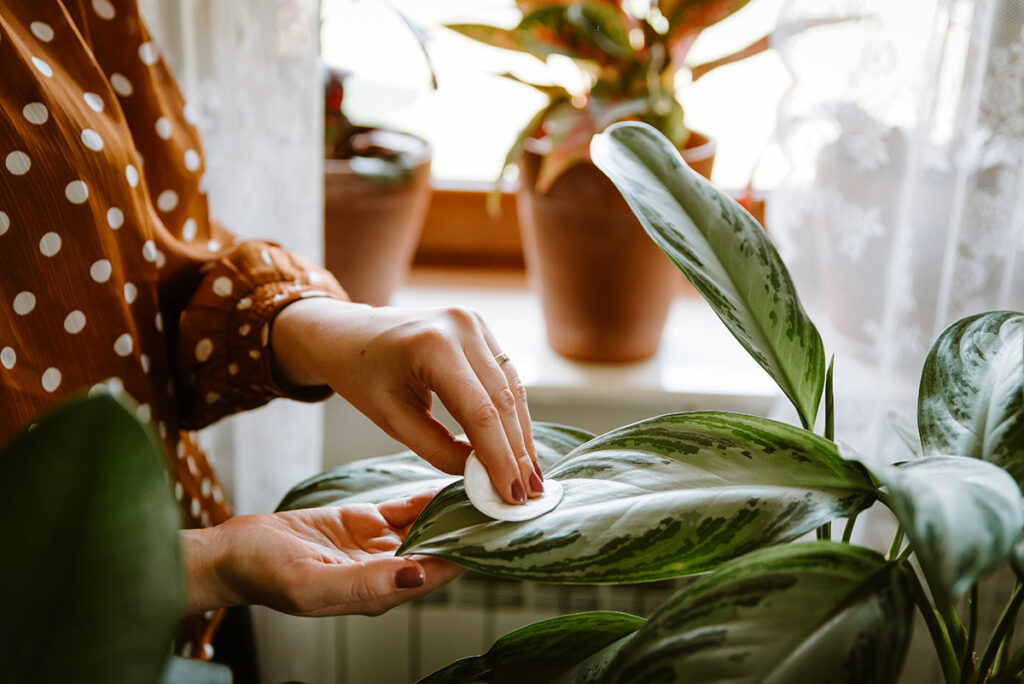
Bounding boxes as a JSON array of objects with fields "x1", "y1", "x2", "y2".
[
  {"x1": 861, "y1": 456, "x2": 1023, "y2": 605},
  {"x1": 418, "y1": 612, "x2": 643, "y2": 684},
  {"x1": 0, "y1": 394, "x2": 184, "y2": 684},
  {"x1": 398, "y1": 412, "x2": 875, "y2": 583},
  {"x1": 596, "y1": 543, "x2": 912, "y2": 684},
  {"x1": 918, "y1": 311, "x2": 1024, "y2": 483},
  {"x1": 277, "y1": 422, "x2": 595, "y2": 511},
  {"x1": 591, "y1": 122, "x2": 826, "y2": 429}
]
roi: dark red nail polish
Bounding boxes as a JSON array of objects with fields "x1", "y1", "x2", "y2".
[
  {"x1": 529, "y1": 472, "x2": 544, "y2": 495},
  {"x1": 533, "y1": 462, "x2": 544, "y2": 482},
  {"x1": 395, "y1": 566, "x2": 424, "y2": 589},
  {"x1": 511, "y1": 479, "x2": 526, "y2": 504}
]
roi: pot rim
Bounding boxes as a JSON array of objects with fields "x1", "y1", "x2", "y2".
[{"x1": 325, "y1": 126, "x2": 432, "y2": 171}]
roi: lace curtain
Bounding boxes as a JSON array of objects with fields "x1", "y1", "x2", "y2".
[
  {"x1": 769, "y1": 0, "x2": 1024, "y2": 461},
  {"x1": 139, "y1": 1, "x2": 334, "y2": 681}
]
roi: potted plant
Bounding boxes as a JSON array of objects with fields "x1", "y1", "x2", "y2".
[
  {"x1": 444, "y1": 0, "x2": 784, "y2": 362},
  {"x1": 323, "y1": 67, "x2": 434, "y2": 307},
  {"x1": 279, "y1": 123, "x2": 1024, "y2": 682}
]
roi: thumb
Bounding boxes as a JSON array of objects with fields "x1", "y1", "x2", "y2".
[{"x1": 310, "y1": 556, "x2": 425, "y2": 608}]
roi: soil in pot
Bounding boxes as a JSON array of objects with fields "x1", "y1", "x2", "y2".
[
  {"x1": 324, "y1": 128, "x2": 432, "y2": 307},
  {"x1": 517, "y1": 131, "x2": 716, "y2": 363}
]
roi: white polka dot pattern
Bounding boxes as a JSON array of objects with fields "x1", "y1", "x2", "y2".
[
  {"x1": 195, "y1": 338, "x2": 213, "y2": 362},
  {"x1": 182, "y1": 218, "x2": 197, "y2": 241},
  {"x1": 23, "y1": 103, "x2": 48, "y2": 125},
  {"x1": 13, "y1": 291, "x2": 35, "y2": 315},
  {"x1": 110, "y1": 73, "x2": 133, "y2": 96},
  {"x1": 156, "y1": 190, "x2": 178, "y2": 212},
  {"x1": 142, "y1": 240, "x2": 158, "y2": 262},
  {"x1": 0, "y1": 212, "x2": 8, "y2": 235},
  {"x1": 31, "y1": 57, "x2": 53, "y2": 77},
  {"x1": 64, "y1": 311, "x2": 86, "y2": 334},
  {"x1": 30, "y1": 22, "x2": 54, "y2": 42},
  {"x1": 41, "y1": 368, "x2": 61, "y2": 393},
  {"x1": 136, "y1": 403, "x2": 151, "y2": 422},
  {"x1": 138, "y1": 42, "x2": 159, "y2": 65},
  {"x1": 0, "y1": 347, "x2": 15, "y2": 369},
  {"x1": 155, "y1": 117, "x2": 172, "y2": 139},
  {"x1": 92, "y1": 0, "x2": 115, "y2": 20},
  {"x1": 84, "y1": 92, "x2": 104, "y2": 112},
  {"x1": 107, "y1": 207, "x2": 124, "y2": 229},
  {"x1": 6, "y1": 151, "x2": 31, "y2": 175},
  {"x1": 90, "y1": 259, "x2": 112, "y2": 282},
  {"x1": 212, "y1": 277, "x2": 233, "y2": 297},
  {"x1": 114, "y1": 333, "x2": 133, "y2": 357},
  {"x1": 123, "y1": 282, "x2": 138, "y2": 304},
  {"x1": 39, "y1": 232, "x2": 61, "y2": 256},
  {"x1": 125, "y1": 164, "x2": 139, "y2": 187},
  {"x1": 65, "y1": 180, "x2": 89, "y2": 204},
  {"x1": 81, "y1": 129, "x2": 104, "y2": 151},
  {"x1": 184, "y1": 149, "x2": 201, "y2": 171}
]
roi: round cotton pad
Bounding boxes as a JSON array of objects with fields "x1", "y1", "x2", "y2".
[{"x1": 463, "y1": 452, "x2": 564, "y2": 522}]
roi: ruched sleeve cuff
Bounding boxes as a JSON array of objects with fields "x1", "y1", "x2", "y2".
[{"x1": 175, "y1": 241, "x2": 347, "y2": 429}]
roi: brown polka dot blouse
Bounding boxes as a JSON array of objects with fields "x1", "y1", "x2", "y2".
[{"x1": 0, "y1": 0, "x2": 348, "y2": 658}]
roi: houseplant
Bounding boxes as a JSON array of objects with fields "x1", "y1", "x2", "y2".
[
  {"x1": 279, "y1": 122, "x2": 1024, "y2": 682},
  {"x1": 323, "y1": 67, "x2": 434, "y2": 307},
  {"x1": 0, "y1": 393, "x2": 230, "y2": 683},
  {"x1": 445, "y1": 0, "x2": 776, "y2": 362}
]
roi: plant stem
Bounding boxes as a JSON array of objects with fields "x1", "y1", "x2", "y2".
[
  {"x1": 842, "y1": 514, "x2": 858, "y2": 543},
  {"x1": 816, "y1": 523, "x2": 832, "y2": 541},
  {"x1": 960, "y1": 585, "x2": 979, "y2": 684},
  {"x1": 975, "y1": 580, "x2": 1024, "y2": 684},
  {"x1": 999, "y1": 643, "x2": 1024, "y2": 682},
  {"x1": 888, "y1": 526, "x2": 905, "y2": 561},
  {"x1": 824, "y1": 355, "x2": 835, "y2": 442},
  {"x1": 905, "y1": 563, "x2": 962, "y2": 683},
  {"x1": 1000, "y1": 620, "x2": 1017, "y2": 671}
]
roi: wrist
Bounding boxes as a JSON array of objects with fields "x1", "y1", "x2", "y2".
[
  {"x1": 270, "y1": 297, "x2": 370, "y2": 386},
  {"x1": 181, "y1": 526, "x2": 235, "y2": 615}
]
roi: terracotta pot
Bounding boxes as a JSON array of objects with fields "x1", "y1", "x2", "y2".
[
  {"x1": 517, "y1": 131, "x2": 716, "y2": 362},
  {"x1": 324, "y1": 129, "x2": 432, "y2": 306}
]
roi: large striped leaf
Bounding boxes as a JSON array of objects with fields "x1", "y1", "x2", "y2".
[
  {"x1": 419, "y1": 612, "x2": 643, "y2": 684},
  {"x1": 398, "y1": 412, "x2": 875, "y2": 583},
  {"x1": 591, "y1": 123, "x2": 825, "y2": 429},
  {"x1": 862, "y1": 457, "x2": 1023, "y2": 605},
  {"x1": 591, "y1": 543, "x2": 912, "y2": 683},
  {"x1": 918, "y1": 311, "x2": 1024, "y2": 484},
  {"x1": 277, "y1": 422, "x2": 595, "y2": 511},
  {"x1": 0, "y1": 394, "x2": 183, "y2": 684}
]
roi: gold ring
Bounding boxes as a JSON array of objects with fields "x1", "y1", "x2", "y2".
[{"x1": 493, "y1": 352, "x2": 510, "y2": 367}]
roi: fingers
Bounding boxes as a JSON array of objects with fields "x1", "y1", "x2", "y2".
[
  {"x1": 423, "y1": 346, "x2": 526, "y2": 506},
  {"x1": 294, "y1": 555, "x2": 462, "y2": 618},
  {"x1": 377, "y1": 490, "x2": 439, "y2": 529},
  {"x1": 461, "y1": 333, "x2": 542, "y2": 499},
  {"x1": 383, "y1": 403, "x2": 473, "y2": 475},
  {"x1": 471, "y1": 313, "x2": 542, "y2": 482}
]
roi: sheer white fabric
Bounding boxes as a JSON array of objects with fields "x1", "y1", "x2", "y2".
[
  {"x1": 769, "y1": 3, "x2": 1024, "y2": 679},
  {"x1": 769, "y1": 0, "x2": 1024, "y2": 461},
  {"x1": 140, "y1": 1, "x2": 333, "y2": 681}
]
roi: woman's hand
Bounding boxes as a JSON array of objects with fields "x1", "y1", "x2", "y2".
[
  {"x1": 270, "y1": 298, "x2": 543, "y2": 505},
  {"x1": 182, "y1": 491, "x2": 462, "y2": 617}
]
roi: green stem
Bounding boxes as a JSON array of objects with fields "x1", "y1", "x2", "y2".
[
  {"x1": 998, "y1": 643, "x2": 1024, "y2": 683},
  {"x1": 960, "y1": 585, "x2": 979, "y2": 684},
  {"x1": 905, "y1": 563, "x2": 962, "y2": 683},
  {"x1": 1000, "y1": 620, "x2": 1016, "y2": 672},
  {"x1": 975, "y1": 580, "x2": 1024, "y2": 684},
  {"x1": 888, "y1": 526, "x2": 905, "y2": 561},
  {"x1": 824, "y1": 355, "x2": 835, "y2": 442},
  {"x1": 842, "y1": 514, "x2": 858, "y2": 543}
]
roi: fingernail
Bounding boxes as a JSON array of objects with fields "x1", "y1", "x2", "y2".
[
  {"x1": 511, "y1": 479, "x2": 527, "y2": 504},
  {"x1": 529, "y1": 472, "x2": 544, "y2": 495},
  {"x1": 533, "y1": 461, "x2": 544, "y2": 482},
  {"x1": 395, "y1": 566, "x2": 424, "y2": 589}
]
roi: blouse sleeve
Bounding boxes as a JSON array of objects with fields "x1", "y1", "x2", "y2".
[{"x1": 72, "y1": 0, "x2": 348, "y2": 429}]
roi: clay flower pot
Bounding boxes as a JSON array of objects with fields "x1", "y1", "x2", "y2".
[
  {"x1": 517, "y1": 132, "x2": 716, "y2": 363},
  {"x1": 324, "y1": 128, "x2": 432, "y2": 306}
]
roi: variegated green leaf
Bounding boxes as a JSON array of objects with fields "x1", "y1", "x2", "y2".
[
  {"x1": 595, "y1": 543, "x2": 912, "y2": 684},
  {"x1": 862, "y1": 457, "x2": 1023, "y2": 604},
  {"x1": 418, "y1": 612, "x2": 643, "y2": 684},
  {"x1": 918, "y1": 311, "x2": 1024, "y2": 483},
  {"x1": 591, "y1": 123, "x2": 825, "y2": 429},
  {"x1": 398, "y1": 412, "x2": 875, "y2": 583},
  {"x1": 276, "y1": 422, "x2": 595, "y2": 511}
]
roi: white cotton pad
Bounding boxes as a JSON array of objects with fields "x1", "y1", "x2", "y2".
[{"x1": 463, "y1": 451, "x2": 564, "y2": 522}]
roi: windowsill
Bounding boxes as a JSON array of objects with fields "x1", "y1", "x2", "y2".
[{"x1": 398, "y1": 268, "x2": 779, "y2": 416}]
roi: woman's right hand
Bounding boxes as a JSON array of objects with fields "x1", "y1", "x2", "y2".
[{"x1": 182, "y1": 491, "x2": 462, "y2": 617}]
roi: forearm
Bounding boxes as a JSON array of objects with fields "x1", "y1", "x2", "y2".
[
  {"x1": 271, "y1": 297, "x2": 371, "y2": 387},
  {"x1": 181, "y1": 527, "x2": 234, "y2": 615}
]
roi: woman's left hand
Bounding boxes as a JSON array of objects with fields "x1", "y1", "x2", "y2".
[{"x1": 183, "y1": 491, "x2": 462, "y2": 617}]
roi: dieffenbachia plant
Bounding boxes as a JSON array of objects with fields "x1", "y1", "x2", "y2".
[{"x1": 278, "y1": 122, "x2": 1024, "y2": 684}]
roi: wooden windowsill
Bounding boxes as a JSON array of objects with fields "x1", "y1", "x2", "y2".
[{"x1": 414, "y1": 180, "x2": 766, "y2": 270}]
